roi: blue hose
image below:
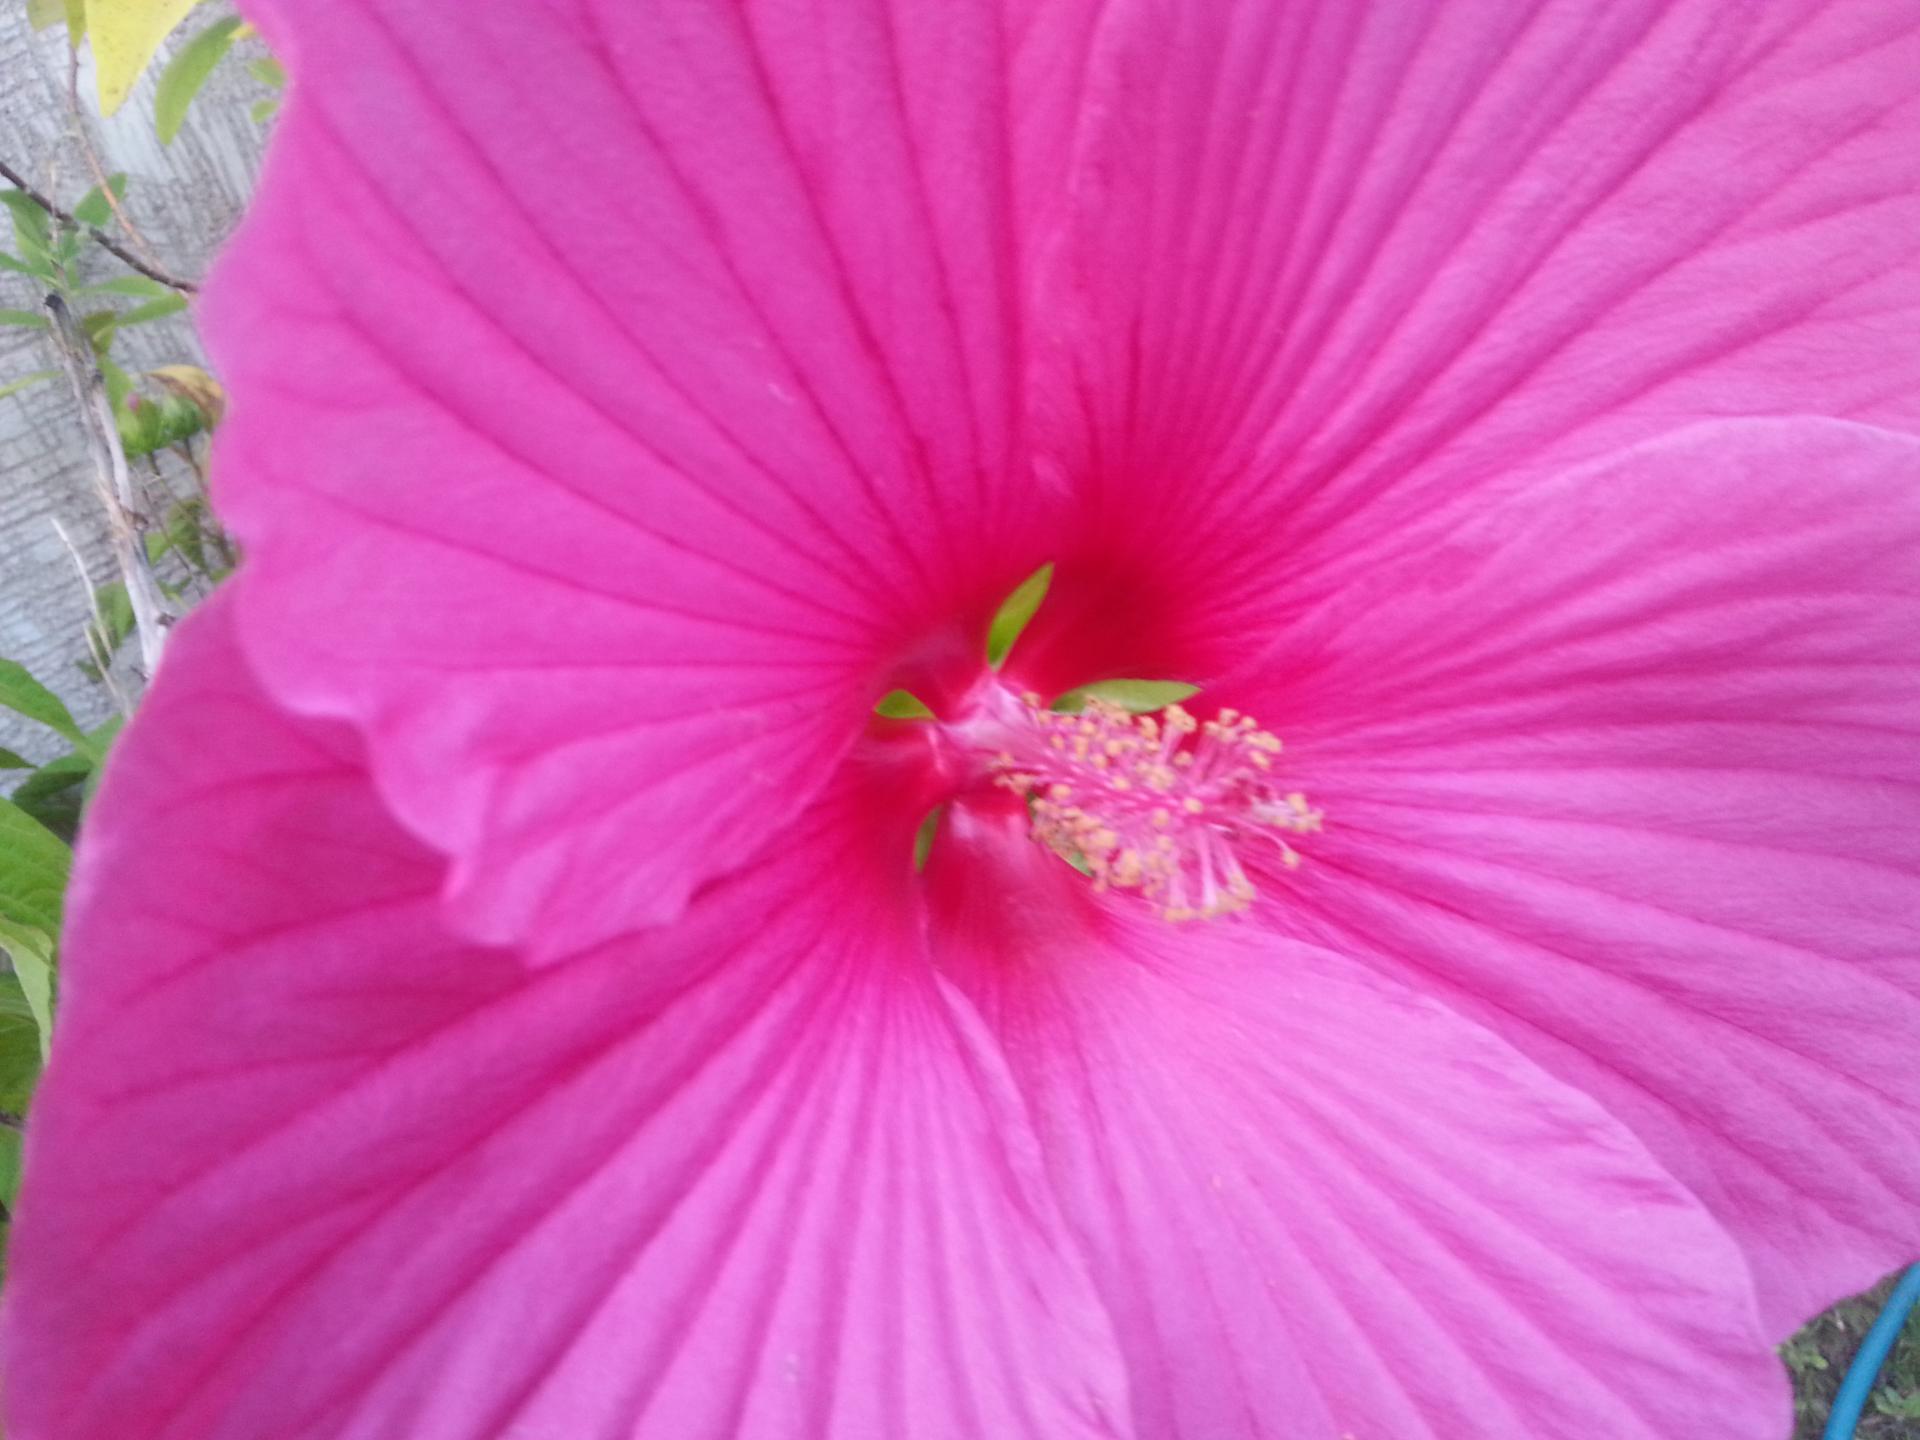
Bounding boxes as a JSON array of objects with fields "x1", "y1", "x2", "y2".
[{"x1": 1823, "y1": 1264, "x2": 1920, "y2": 1440}]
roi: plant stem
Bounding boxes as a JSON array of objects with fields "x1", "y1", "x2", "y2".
[{"x1": 44, "y1": 293, "x2": 173, "y2": 677}]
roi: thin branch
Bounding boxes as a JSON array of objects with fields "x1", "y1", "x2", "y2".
[
  {"x1": 0, "y1": 158, "x2": 198, "y2": 294},
  {"x1": 44, "y1": 293, "x2": 173, "y2": 677},
  {"x1": 63, "y1": 38, "x2": 167, "y2": 273}
]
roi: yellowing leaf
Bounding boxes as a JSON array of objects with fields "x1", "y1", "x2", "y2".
[
  {"x1": 149, "y1": 362, "x2": 226, "y2": 424},
  {"x1": 86, "y1": 0, "x2": 203, "y2": 116}
]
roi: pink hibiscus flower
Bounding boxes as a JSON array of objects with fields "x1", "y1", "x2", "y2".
[{"x1": 8, "y1": 1, "x2": 1920, "y2": 1436}]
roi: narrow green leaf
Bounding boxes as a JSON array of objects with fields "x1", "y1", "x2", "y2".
[
  {"x1": 0, "y1": 797, "x2": 71, "y2": 937},
  {"x1": 0, "y1": 659, "x2": 83, "y2": 744},
  {"x1": 248, "y1": 97, "x2": 279, "y2": 125},
  {"x1": 1051, "y1": 679, "x2": 1202, "y2": 715},
  {"x1": 985, "y1": 562, "x2": 1053, "y2": 670},
  {"x1": 874, "y1": 689, "x2": 935, "y2": 721},
  {"x1": 0, "y1": 202, "x2": 55, "y2": 285},
  {"x1": 0, "y1": 749, "x2": 30, "y2": 770},
  {"x1": 25, "y1": 0, "x2": 67, "y2": 30},
  {"x1": 80, "y1": 309, "x2": 118, "y2": 353},
  {"x1": 115, "y1": 292, "x2": 188, "y2": 327},
  {"x1": 248, "y1": 55, "x2": 286, "y2": 89},
  {"x1": 0, "y1": 920, "x2": 56, "y2": 1062},
  {"x1": 0, "y1": 252, "x2": 40, "y2": 276},
  {"x1": 99, "y1": 355, "x2": 134, "y2": 406},
  {"x1": 912, "y1": 805, "x2": 945, "y2": 872},
  {"x1": 70, "y1": 172, "x2": 128, "y2": 229},
  {"x1": 77, "y1": 273, "x2": 170, "y2": 299},
  {"x1": 0, "y1": 368, "x2": 56, "y2": 401},
  {"x1": 155, "y1": 15, "x2": 243, "y2": 143},
  {"x1": 0, "y1": 309, "x2": 47, "y2": 329},
  {"x1": 83, "y1": 581, "x2": 134, "y2": 675}
]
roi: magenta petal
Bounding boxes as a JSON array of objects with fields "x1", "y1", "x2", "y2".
[
  {"x1": 1256, "y1": 420, "x2": 1920, "y2": 1333},
  {"x1": 3, "y1": 602, "x2": 1129, "y2": 1440},
  {"x1": 952, "y1": 913, "x2": 1786, "y2": 1440},
  {"x1": 1040, "y1": 0, "x2": 1920, "y2": 593},
  {"x1": 206, "y1": 0, "x2": 1100, "y2": 956}
]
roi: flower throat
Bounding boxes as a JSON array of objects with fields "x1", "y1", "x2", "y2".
[{"x1": 879, "y1": 562, "x2": 1322, "y2": 922}]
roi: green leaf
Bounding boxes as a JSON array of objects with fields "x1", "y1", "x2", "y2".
[
  {"x1": 76, "y1": 273, "x2": 170, "y2": 300},
  {"x1": 117, "y1": 395, "x2": 204, "y2": 456},
  {"x1": 10, "y1": 755, "x2": 89, "y2": 841},
  {"x1": 248, "y1": 96, "x2": 279, "y2": 125},
  {"x1": 0, "y1": 368, "x2": 58, "y2": 401},
  {"x1": 0, "y1": 309, "x2": 47, "y2": 329},
  {"x1": 873, "y1": 689, "x2": 935, "y2": 720},
  {"x1": 70, "y1": 172, "x2": 127, "y2": 229},
  {"x1": 81, "y1": 308, "x2": 118, "y2": 353},
  {"x1": 0, "y1": 975, "x2": 41, "y2": 1115},
  {"x1": 83, "y1": 580, "x2": 134, "y2": 672},
  {"x1": 912, "y1": 805, "x2": 944, "y2": 872},
  {"x1": 248, "y1": 55, "x2": 286, "y2": 89},
  {"x1": 0, "y1": 920, "x2": 56, "y2": 1062},
  {"x1": 0, "y1": 797, "x2": 71, "y2": 937},
  {"x1": 0, "y1": 659, "x2": 83, "y2": 745},
  {"x1": 0, "y1": 749, "x2": 30, "y2": 769},
  {"x1": 0, "y1": 1123, "x2": 21, "y2": 1214},
  {"x1": 1051, "y1": 679, "x2": 1202, "y2": 715},
  {"x1": 0, "y1": 251, "x2": 42, "y2": 276},
  {"x1": 0, "y1": 190, "x2": 52, "y2": 261},
  {"x1": 155, "y1": 14, "x2": 242, "y2": 143},
  {"x1": 164, "y1": 497, "x2": 209, "y2": 570},
  {"x1": 25, "y1": 0, "x2": 68, "y2": 30},
  {"x1": 116, "y1": 396, "x2": 166, "y2": 456},
  {"x1": 116, "y1": 292, "x2": 189, "y2": 327},
  {"x1": 98, "y1": 355, "x2": 134, "y2": 407},
  {"x1": 985, "y1": 562, "x2": 1053, "y2": 670}
]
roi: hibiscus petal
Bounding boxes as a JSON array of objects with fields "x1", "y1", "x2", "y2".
[
  {"x1": 937, "y1": 882, "x2": 1787, "y2": 1440},
  {"x1": 1246, "y1": 420, "x2": 1920, "y2": 1333},
  {"x1": 3, "y1": 601, "x2": 1129, "y2": 1440},
  {"x1": 206, "y1": 0, "x2": 1101, "y2": 957},
  {"x1": 1038, "y1": 0, "x2": 1920, "y2": 608}
]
